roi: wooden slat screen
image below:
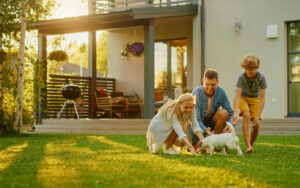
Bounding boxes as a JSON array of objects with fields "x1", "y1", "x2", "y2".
[{"x1": 46, "y1": 74, "x2": 115, "y2": 118}]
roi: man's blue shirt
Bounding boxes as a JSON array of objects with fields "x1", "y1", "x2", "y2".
[{"x1": 192, "y1": 86, "x2": 233, "y2": 131}]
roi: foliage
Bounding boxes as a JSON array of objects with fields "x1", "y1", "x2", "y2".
[
  {"x1": 48, "y1": 50, "x2": 68, "y2": 62},
  {"x1": 0, "y1": 0, "x2": 56, "y2": 46},
  {"x1": 0, "y1": 0, "x2": 56, "y2": 133},
  {"x1": 68, "y1": 31, "x2": 108, "y2": 77},
  {"x1": 0, "y1": 134, "x2": 299, "y2": 187},
  {"x1": 0, "y1": 50, "x2": 6, "y2": 62},
  {"x1": 0, "y1": 48, "x2": 45, "y2": 131}
]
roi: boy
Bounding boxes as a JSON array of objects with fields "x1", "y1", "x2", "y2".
[{"x1": 231, "y1": 54, "x2": 267, "y2": 153}]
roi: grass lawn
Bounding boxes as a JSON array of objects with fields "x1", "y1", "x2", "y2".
[{"x1": 0, "y1": 134, "x2": 299, "y2": 188}]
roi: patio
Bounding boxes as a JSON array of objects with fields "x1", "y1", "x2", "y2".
[{"x1": 32, "y1": 0, "x2": 200, "y2": 120}]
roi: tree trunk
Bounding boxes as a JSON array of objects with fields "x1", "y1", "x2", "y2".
[
  {"x1": 0, "y1": 10, "x2": 7, "y2": 134},
  {"x1": 15, "y1": 0, "x2": 27, "y2": 135}
]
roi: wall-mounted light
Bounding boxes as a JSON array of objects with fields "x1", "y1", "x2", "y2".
[{"x1": 234, "y1": 17, "x2": 241, "y2": 32}]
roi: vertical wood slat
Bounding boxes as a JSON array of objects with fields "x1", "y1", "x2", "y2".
[{"x1": 46, "y1": 74, "x2": 115, "y2": 119}]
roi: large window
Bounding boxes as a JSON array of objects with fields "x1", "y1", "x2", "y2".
[
  {"x1": 287, "y1": 22, "x2": 300, "y2": 116},
  {"x1": 154, "y1": 39, "x2": 187, "y2": 98}
]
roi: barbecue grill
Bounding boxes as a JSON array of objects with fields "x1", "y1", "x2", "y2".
[{"x1": 57, "y1": 84, "x2": 81, "y2": 119}]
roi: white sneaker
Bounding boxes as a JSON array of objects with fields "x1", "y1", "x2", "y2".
[{"x1": 163, "y1": 147, "x2": 179, "y2": 155}]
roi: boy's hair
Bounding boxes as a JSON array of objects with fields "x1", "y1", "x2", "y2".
[
  {"x1": 204, "y1": 69, "x2": 218, "y2": 80},
  {"x1": 240, "y1": 54, "x2": 260, "y2": 68}
]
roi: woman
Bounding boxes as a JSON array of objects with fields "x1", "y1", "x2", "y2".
[{"x1": 147, "y1": 93, "x2": 204, "y2": 155}]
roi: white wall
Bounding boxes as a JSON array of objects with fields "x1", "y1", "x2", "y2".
[
  {"x1": 204, "y1": 0, "x2": 300, "y2": 118},
  {"x1": 107, "y1": 27, "x2": 145, "y2": 100}
]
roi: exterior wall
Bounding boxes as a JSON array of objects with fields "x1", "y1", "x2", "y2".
[
  {"x1": 107, "y1": 27, "x2": 145, "y2": 100},
  {"x1": 107, "y1": 16, "x2": 195, "y2": 101},
  {"x1": 204, "y1": 0, "x2": 300, "y2": 118}
]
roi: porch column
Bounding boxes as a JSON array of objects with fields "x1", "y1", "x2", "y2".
[
  {"x1": 88, "y1": 31, "x2": 97, "y2": 118},
  {"x1": 192, "y1": 0, "x2": 203, "y2": 87},
  {"x1": 167, "y1": 40, "x2": 172, "y2": 96},
  {"x1": 144, "y1": 19, "x2": 155, "y2": 118},
  {"x1": 37, "y1": 33, "x2": 47, "y2": 120},
  {"x1": 88, "y1": 0, "x2": 97, "y2": 118}
]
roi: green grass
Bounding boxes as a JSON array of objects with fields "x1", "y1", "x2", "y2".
[{"x1": 0, "y1": 134, "x2": 299, "y2": 188}]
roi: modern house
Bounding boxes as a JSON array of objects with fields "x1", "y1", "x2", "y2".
[{"x1": 32, "y1": 0, "x2": 300, "y2": 120}]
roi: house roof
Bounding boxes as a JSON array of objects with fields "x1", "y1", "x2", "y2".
[{"x1": 31, "y1": 5, "x2": 197, "y2": 35}]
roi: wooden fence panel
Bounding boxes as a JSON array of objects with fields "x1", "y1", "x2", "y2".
[{"x1": 46, "y1": 75, "x2": 115, "y2": 119}]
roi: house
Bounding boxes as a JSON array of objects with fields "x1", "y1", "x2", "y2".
[{"x1": 32, "y1": 0, "x2": 300, "y2": 119}]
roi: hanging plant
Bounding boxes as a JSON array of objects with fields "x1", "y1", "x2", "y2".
[
  {"x1": 122, "y1": 42, "x2": 144, "y2": 57},
  {"x1": 48, "y1": 50, "x2": 68, "y2": 62}
]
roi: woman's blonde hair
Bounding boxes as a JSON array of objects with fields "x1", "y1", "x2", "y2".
[
  {"x1": 240, "y1": 54, "x2": 260, "y2": 69},
  {"x1": 158, "y1": 93, "x2": 195, "y2": 133}
]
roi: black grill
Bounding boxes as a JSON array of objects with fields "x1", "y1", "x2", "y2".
[{"x1": 61, "y1": 84, "x2": 80, "y2": 100}]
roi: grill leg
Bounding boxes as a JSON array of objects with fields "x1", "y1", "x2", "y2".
[
  {"x1": 57, "y1": 100, "x2": 68, "y2": 119},
  {"x1": 72, "y1": 100, "x2": 80, "y2": 119}
]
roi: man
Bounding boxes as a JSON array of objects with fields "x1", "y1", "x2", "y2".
[{"x1": 190, "y1": 69, "x2": 233, "y2": 147}]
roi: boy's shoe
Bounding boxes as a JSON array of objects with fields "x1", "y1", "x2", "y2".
[{"x1": 164, "y1": 147, "x2": 179, "y2": 155}]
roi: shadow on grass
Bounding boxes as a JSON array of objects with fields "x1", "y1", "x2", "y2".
[
  {"x1": 0, "y1": 135, "x2": 47, "y2": 187},
  {"x1": 75, "y1": 136, "x2": 112, "y2": 151},
  {"x1": 0, "y1": 136, "x2": 29, "y2": 152}
]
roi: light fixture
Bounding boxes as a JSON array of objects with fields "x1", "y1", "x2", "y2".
[{"x1": 234, "y1": 17, "x2": 241, "y2": 32}]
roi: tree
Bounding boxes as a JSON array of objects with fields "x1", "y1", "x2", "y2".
[
  {"x1": 0, "y1": 0, "x2": 56, "y2": 135},
  {"x1": 15, "y1": 0, "x2": 27, "y2": 135},
  {"x1": 0, "y1": 11, "x2": 7, "y2": 134}
]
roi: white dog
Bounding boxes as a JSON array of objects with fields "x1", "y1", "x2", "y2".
[{"x1": 197, "y1": 122, "x2": 243, "y2": 156}]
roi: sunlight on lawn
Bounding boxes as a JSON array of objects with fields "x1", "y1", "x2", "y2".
[
  {"x1": 0, "y1": 142, "x2": 28, "y2": 172},
  {"x1": 225, "y1": 159, "x2": 250, "y2": 167},
  {"x1": 35, "y1": 136, "x2": 272, "y2": 187},
  {"x1": 257, "y1": 142, "x2": 300, "y2": 149}
]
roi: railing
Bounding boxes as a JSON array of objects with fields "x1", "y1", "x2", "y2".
[
  {"x1": 94, "y1": 0, "x2": 195, "y2": 14},
  {"x1": 46, "y1": 75, "x2": 115, "y2": 119}
]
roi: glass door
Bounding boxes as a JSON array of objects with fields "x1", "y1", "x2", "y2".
[
  {"x1": 154, "y1": 39, "x2": 187, "y2": 99},
  {"x1": 287, "y1": 22, "x2": 300, "y2": 116}
]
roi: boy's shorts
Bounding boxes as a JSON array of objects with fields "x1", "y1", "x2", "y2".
[{"x1": 239, "y1": 96, "x2": 261, "y2": 120}]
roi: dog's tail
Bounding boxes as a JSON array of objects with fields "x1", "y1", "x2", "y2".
[{"x1": 226, "y1": 122, "x2": 236, "y2": 135}]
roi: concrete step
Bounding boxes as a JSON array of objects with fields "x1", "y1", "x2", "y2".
[
  {"x1": 34, "y1": 118, "x2": 300, "y2": 135},
  {"x1": 35, "y1": 129, "x2": 146, "y2": 134}
]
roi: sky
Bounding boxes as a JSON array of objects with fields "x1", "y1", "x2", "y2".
[{"x1": 48, "y1": 0, "x2": 100, "y2": 48}]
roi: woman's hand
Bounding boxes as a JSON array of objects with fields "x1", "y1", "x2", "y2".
[{"x1": 187, "y1": 144, "x2": 197, "y2": 155}]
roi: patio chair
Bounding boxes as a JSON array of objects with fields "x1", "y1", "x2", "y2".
[
  {"x1": 122, "y1": 90, "x2": 142, "y2": 118},
  {"x1": 94, "y1": 91, "x2": 127, "y2": 118}
]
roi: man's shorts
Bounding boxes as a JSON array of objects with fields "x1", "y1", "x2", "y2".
[{"x1": 239, "y1": 96, "x2": 261, "y2": 120}]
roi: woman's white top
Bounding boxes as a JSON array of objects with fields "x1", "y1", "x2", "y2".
[{"x1": 146, "y1": 108, "x2": 203, "y2": 153}]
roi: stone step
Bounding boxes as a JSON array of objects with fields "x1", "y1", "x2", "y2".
[
  {"x1": 35, "y1": 124, "x2": 148, "y2": 130},
  {"x1": 41, "y1": 118, "x2": 151, "y2": 124},
  {"x1": 35, "y1": 129, "x2": 147, "y2": 134},
  {"x1": 35, "y1": 118, "x2": 300, "y2": 135}
]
